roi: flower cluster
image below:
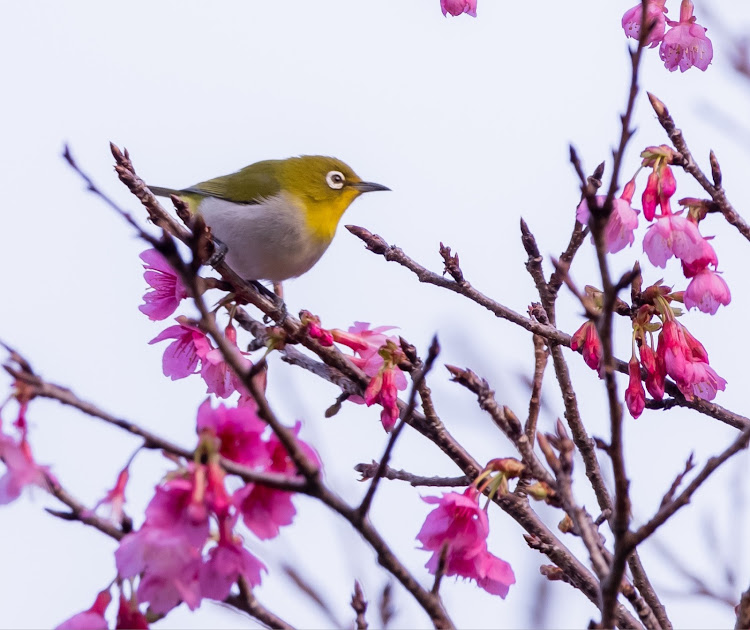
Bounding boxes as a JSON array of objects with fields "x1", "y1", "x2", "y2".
[
  {"x1": 150, "y1": 318, "x2": 252, "y2": 399},
  {"x1": 573, "y1": 145, "x2": 729, "y2": 416},
  {"x1": 109, "y1": 398, "x2": 317, "y2": 616},
  {"x1": 622, "y1": 0, "x2": 712, "y2": 72},
  {"x1": 330, "y1": 322, "x2": 408, "y2": 431}
]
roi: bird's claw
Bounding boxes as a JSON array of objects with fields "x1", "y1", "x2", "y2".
[{"x1": 207, "y1": 238, "x2": 228, "y2": 267}]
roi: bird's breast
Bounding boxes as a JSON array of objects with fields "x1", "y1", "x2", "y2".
[{"x1": 197, "y1": 192, "x2": 333, "y2": 282}]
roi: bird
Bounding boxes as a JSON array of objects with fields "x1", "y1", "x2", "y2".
[{"x1": 148, "y1": 156, "x2": 389, "y2": 284}]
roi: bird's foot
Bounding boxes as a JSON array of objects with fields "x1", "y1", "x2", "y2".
[
  {"x1": 207, "y1": 237, "x2": 228, "y2": 267},
  {"x1": 249, "y1": 281, "x2": 288, "y2": 323}
]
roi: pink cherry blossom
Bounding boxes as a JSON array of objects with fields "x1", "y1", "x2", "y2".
[
  {"x1": 575, "y1": 191, "x2": 639, "y2": 254},
  {"x1": 235, "y1": 422, "x2": 319, "y2": 540},
  {"x1": 116, "y1": 593, "x2": 149, "y2": 629},
  {"x1": 116, "y1": 527, "x2": 202, "y2": 614},
  {"x1": 149, "y1": 317, "x2": 211, "y2": 380},
  {"x1": 331, "y1": 322, "x2": 397, "y2": 365},
  {"x1": 417, "y1": 487, "x2": 515, "y2": 598},
  {"x1": 0, "y1": 432, "x2": 50, "y2": 504},
  {"x1": 138, "y1": 249, "x2": 188, "y2": 321},
  {"x1": 364, "y1": 364, "x2": 408, "y2": 432},
  {"x1": 640, "y1": 343, "x2": 665, "y2": 400},
  {"x1": 199, "y1": 539, "x2": 266, "y2": 601},
  {"x1": 86, "y1": 466, "x2": 129, "y2": 524},
  {"x1": 656, "y1": 320, "x2": 726, "y2": 401},
  {"x1": 417, "y1": 488, "x2": 489, "y2": 557},
  {"x1": 441, "y1": 0, "x2": 476, "y2": 18},
  {"x1": 684, "y1": 268, "x2": 731, "y2": 314},
  {"x1": 570, "y1": 321, "x2": 602, "y2": 372},
  {"x1": 625, "y1": 357, "x2": 646, "y2": 419},
  {"x1": 196, "y1": 399, "x2": 267, "y2": 467},
  {"x1": 300, "y1": 311, "x2": 334, "y2": 346},
  {"x1": 200, "y1": 323, "x2": 252, "y2": 398},
  {"x1": 56, "y1": 590, "x2": 111, "y2": 630},
  {"x1": 659, "y1": 0, "x2": 712, "y2": 72},
  {"x1": 622, "y1": 0, "x2": 667, "y2": 48},
  {"x1": 643, "y1": 214, "x2": 704, "y2": 268},
  {"x1": 680, "y1": 237, "x2": 717, "y2": 277}
]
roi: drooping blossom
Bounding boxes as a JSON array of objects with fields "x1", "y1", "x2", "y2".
[
  {"x1": 625, "y1": 356, "x2": 646, "y2": 419},
  {"x1": 417, "y1": 487, "x2": 515, "y2": 598},
  {"x1": 363, "y1": 340, "x2": 408, "y2": 432},
  {"x1": 639, "y1": 343, "x2": 665, "y2": 400},
  {"x1": 684, "y1": 268, "x2": 731, "y2": 315},
  {"x1": 200, "y1": 534, "x2": 266, "y2": 601},
  {"x1": 659, "y1": 0, "x2": 712, "y2": 72},
  {"x1": 570, "y1": 320, "x2": 603, "y2": 372},
  {"x1": 199, "y1": 323, "x2": 252, "y2": 398},
  {"x1": 56, "y1": 590, "x2": 111, "y2": 630},
  {"x1": 441, "y1": 0, "x2": 476, "y2": 18},
  {"x1": 332, "y1": 323, "x2": 408, "y2": 430},
  {"x1": 116, "y1": 592, "x2": 149, "y2": 629},
  {"x1": 642, "y1": 214, "x2": 704, "y2": 268},
  {"x1": 235, "y1": 422, "x2": 320, "y2": 540},
  {"x1": 0, "y1": 431, "x2": 50, "y2": 505},
  {"x1": 85, "y1": 466, "x2": 130, "y2": 525},
  {"x1": 656, "y1": 319, "x2": 726, "y2": 401},
  {"x1": 196, "y1": 399, "x2": 267, "y2": 467},
  {"x1": 680, "y1": 236, "x2": 717, "y2": 277},
  {"x1": 116, "y1": 527, "x2": 203, "y2": 614},
  {"x1": 640, "y1": 145, "x2": 677, "y2": 220},
  {"x1": 138, "y1": 249, "x2": 188, "y2": 321},
  {"x1": 115, "y1": 475, "x2": 209, "y2": 614},
  {"x1": 576, "y1": 180, "x2": 639, "y2": 254},
  {"x1": 149, "y1": 317, "x2": 211, "y2": 380},
  {"x1": 622, "y1": 0, "x2": 667, "y2": 48}
]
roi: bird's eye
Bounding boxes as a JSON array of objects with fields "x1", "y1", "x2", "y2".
[{"x1": 326, "y1": 170, "x2": 345, "y2": 190}]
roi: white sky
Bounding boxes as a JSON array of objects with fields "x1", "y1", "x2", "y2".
[{"x1": 2, "y1": 2, "x2": 750, "y2": 628}]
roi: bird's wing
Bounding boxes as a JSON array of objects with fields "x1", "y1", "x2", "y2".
[{"x1": 185, "y1": 160, "x2": 284, "y2": 204}]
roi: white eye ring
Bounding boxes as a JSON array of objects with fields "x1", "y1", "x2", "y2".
[{"x1": 326, "y1": 170, "x2": 345, "y2": 190}]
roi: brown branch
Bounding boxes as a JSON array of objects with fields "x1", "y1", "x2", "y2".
[
  {"x1": 631, "y1": 427, "x2": 750, "y2": 547},
  {"x1": 647, "y1": 93, "x2": 750, "y2": 243},
  {"x1": 526, "y1": 333, "x2": 549, "y2": 441},
  {"x1": 357, "y1": 336, "x2": 440, "y2": 519},
  {"x1": 354, "y1": 462, "x2": 470, "y2": 487},
  {"x1": 225, "y1": 577, "x2": 296, "y2": 630}
]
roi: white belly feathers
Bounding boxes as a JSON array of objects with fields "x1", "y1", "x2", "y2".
[{"x1": 197, "y1": 192, "x2": 331, "y2": 282}]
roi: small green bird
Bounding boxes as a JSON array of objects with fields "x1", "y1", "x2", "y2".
[{"x1": 149, "y1": 156, "x2": 389, "y2": 282}]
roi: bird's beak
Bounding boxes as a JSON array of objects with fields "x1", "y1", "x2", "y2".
[{"x1": 350, "y1": 180, "x2": 391, "y2": 193}]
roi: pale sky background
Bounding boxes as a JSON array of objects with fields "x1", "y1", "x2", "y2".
[{"x1": 2, "y1": 2, "x2": 750, "y2": 628}]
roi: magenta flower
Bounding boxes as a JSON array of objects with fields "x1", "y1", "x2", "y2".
[
  {"x1": 331, "y1": 322, "x2": 397, "y2": 363},
  {"x1": 417, "y1": 487, "x2": 515, "y2": 598},
  {"x1": 196, "y1": 399, "x2": 267, "y2": 467},
  {"x1": 0, "y1": 433, "x2": 50, "y2": 504},
  {"x1": 116, "y1": 527, "x2": 203, "y2": 614},
  {"x1": 200, "y1": 538, "x2": 266, "y2": 601},
  {"x1": 116, "y1": 593, "x2": 149, "y2": 630},
  {"x1": 622, "y1": 0, "x2": 667, "y2": 48},
  {"x1": 656, "y1": 320, "x2": 726, "y2": 401},
  {"x1": 200, "y1": 323, "x2": 252, "y2": 399},
  {"x1": 86, "y1": 466, "x2": 129, "y2": 525},
  {"x1": 660, "y1": 0, "x2": 712, "y2": 72},
  {"x1": 640, "y1": 343, "x2": 665, "y2": 400},
  {"x1": 56, "y1": 590, "x2": 111, "y2": 630},
  {"x1": 364, "y1": 364, "x2": 408, "y2": 432},
  {"x1": 575, "y1": 185, "x2": 639, "y2": 254},
  {"x1": 643, "y1": 214, "x2": 704, "y2": 268},
  {"x1": 235, "y1": 422, "x2": 319, "y2": 540},
  {"x1": 149, "y1": 317, "x2": 212, "y2": 380},
  {"x1": 570, "y1": 321, "x2": 603, "y2": 372},
  {"x1": 138, "y1": 249, "x2": 188, "y2": 321},
  {"x1": 684, "y1": 268, "x2": 731, "y2": 314},
  {"x1": 625, "y1": 357, "x2": 646, "y2": 419},
  {"x1": 441, "y1": 0, "x2": 476, "y2": 17}
]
